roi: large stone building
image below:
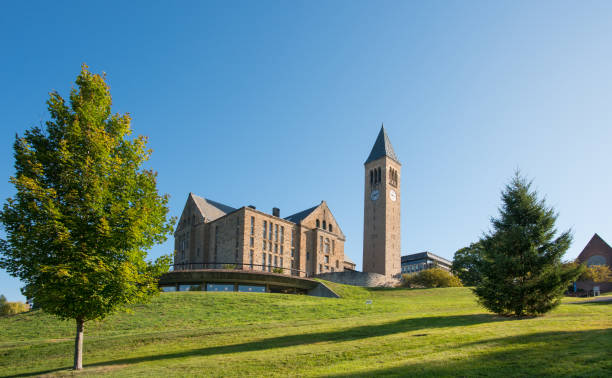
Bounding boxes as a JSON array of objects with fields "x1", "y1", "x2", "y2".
[
  {"x1": 173, "y1": 195, "x2": 347, "y2": 277},
  {"x1": 363, "y1": 125, "x2": 401, "y2": 278}
]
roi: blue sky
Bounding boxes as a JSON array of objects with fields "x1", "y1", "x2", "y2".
[{"x1": 1, "y1": 1, "x2": 611, "y2": 301}]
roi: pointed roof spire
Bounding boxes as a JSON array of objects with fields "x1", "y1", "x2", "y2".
[{"x1": 365, "y1": 123, "x2": 399, "y2": 164}]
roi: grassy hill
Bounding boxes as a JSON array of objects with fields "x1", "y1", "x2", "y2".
[{"x1": 0, "y1": 284, "x2": 610, "y2": 377}]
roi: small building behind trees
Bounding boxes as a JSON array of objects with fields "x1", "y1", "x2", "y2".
[
  {"x1": 576, "y1": 233, "x2": 612, "y2": 293},
  {"x1": 401, "y1": 252, "x2": 452, "y2": 274}
]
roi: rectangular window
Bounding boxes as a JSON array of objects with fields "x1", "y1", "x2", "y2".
[
  {"x1": 275, "y1": 224, "x2": 278, "y2": 242},
  {"x1": 269, "y1": 241, "x2": 273, "y2": 251},
  {"x1": 274, "y1": 255, "x2": 278, "y2": 267},
  {"x1": 325, "y1": 256, "x2": 329, "y2": 263},
  {"x1": 206, "y1": 283, "x2": 234, "y2": 292},
  {"x1": 268, "y1": 254, "x2": 272, "y2": 271},
  {"x1": 332, "y1": 240, "x2": 335, "y2": 253},
  {"x1": 263, "y1": 240, "x2": 266, "y2": 251},
  {"x1": 280, "y1": 245, "x2": 283, "y2": 255},
  {"x1": 336, "y1": 260, "x2": 339, "y2": 269},
  {"x1": 319, "y1": 236, "x2": 323, "y2": 251},
  {"x1": 280, "y1": 257, "x2": 283, "y2": 268},
  {"x1": 280, "y1": 226, "x2": 284, "y2": 243},
  {"x1": 275, "y1": 244, "x2": 278, "y2": 253},
  {"x1": 291, "y1": 230, "x2": 294, "y2": 246},
  {"x1": 262, "y1": 253, "x2": 266, "y2": 266},
  {"x1": 250, "y1": 237, "x2": 254, "y2": 248},
  {"x1": 250, "y1": 216, "x2": 254, "y2": 235},
  {"x1": 263, "y1": 221, "x2": 267, "y2": 239},
  {"x1": 319, "y1": 264, "x2": 322, "y2": 273},
  {"x1": 238, "y1": 285, "x2": 265, "y2": 293},
  {"x1": 307, "y1": 252, "x2": 310, "y2": 260},
  {"x1": 291, "y1": 248, "x2": 295, "y2": 258},
  {"x1": 269, "y1": 223, "x2": 273, "y2": 240},
  {"x1": 331, "y1": 267, "x2": 334, "y2": 272},
  {"x1": 250, "y1": 250, "x2": 254, "y2": 269}
]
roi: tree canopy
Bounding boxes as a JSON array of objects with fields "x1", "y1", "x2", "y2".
[
  {"x1": 0, "y1": 65, "x2": 174, "y2": 369},
  {"x1": 474, "y1": 173, "x2": 583, "y2": 317},
  {"x1": 452, "y1": 242, "x2": 484, "y2": 286}
]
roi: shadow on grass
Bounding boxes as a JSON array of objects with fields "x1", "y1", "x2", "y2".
[
  {"x1": 14, "y1": 313, "x2": 505, "y2": 376},
  {"x1": 328, "y1": 328, "x2": 612, "y2": 377}
]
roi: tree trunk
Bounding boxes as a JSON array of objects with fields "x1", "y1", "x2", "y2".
[{"x1": 73, "y1": 318, "x2": 84, "y2": 370}]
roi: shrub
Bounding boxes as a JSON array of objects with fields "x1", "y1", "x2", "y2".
[
  {"x1": 272, "y1": 267, "x2": 284, "y2": 274},
  {"x1": 0, "y1": 301, "x2": 29, "y2": 316},
  {"x1": 222, "y1": 264, "x2": 237, "y2": 270},
  {"x1": 402, "y1": 268, "x2": 463, "y2": 288}
]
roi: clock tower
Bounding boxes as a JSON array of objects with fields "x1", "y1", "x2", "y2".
[{"x1": 363, "y1": 125, "x2": 401, "y2": 277}]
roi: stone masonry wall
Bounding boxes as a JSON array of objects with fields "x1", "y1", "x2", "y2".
[{"x1": 315, "y1": 270, "x2": 398, "y2": 287}]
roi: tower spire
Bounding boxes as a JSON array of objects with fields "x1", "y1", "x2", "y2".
[{"x1": 364, "y1": 124, "x2": 399, "y2": 164}]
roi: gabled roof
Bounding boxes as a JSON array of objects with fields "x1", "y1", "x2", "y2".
[
  {"x1": 365, "y1": 124, "x2": 399, "y2": 164},
  {"x1": 284, "y1": 204, "x2": 319, "y2": 224},
  {"x1": 578, "y1": 233, "x2": 612, "y2": 259},
  {"x1": 190, "y1": 193, "x2": 236, "y2": 222}
]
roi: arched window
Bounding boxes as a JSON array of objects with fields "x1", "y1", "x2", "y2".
[
  {"x1": 316, "y1": 219, "x2": 320, "y2": 228},
  {"x1": 370, "y1": 170, "x2": 373, "y2": 185},
  {"x1": 322, "y1": 220, "x2": 326, "y2": 230},
  {"x1": 377, "y1": 167, "x2": 381, "y2": 183},
  {"x1": 329, "y1": 224, "x2": 333, "y2": 232}
]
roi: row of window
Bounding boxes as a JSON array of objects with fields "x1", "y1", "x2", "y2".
[
  {"x1": 262, "y1": 220, "x2": 284, "y2": 243},
  {"x1": 319, "y1": 236, "x2": 335, "y2": 254},
  {"x1": 369, "y1": 166, "x2": 399, "y2": 187},
  {"x1": 315, "y1": 219, "x2": 333, "y2": 232}
]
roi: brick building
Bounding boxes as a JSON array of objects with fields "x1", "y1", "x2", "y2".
[
  {"x1": 576, "y1": 233, "x2": 612, "y2": 293},
  {"x1": 174, "y1": 195, "x2": 347, "y2": 277}
]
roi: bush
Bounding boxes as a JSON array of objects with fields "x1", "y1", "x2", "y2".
[
  {"x1": 272, "y1": 267, "x2": 284, "y2": 274},
  {"x1": 402, "y1": 268, "x2": 463, "y2": 288},
  {"x1": 0, "y1": 301, "x2": 29, "y2": 316}
]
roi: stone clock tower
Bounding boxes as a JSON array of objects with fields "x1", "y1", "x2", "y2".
[{"x1": 363, "y1": 125, "x2": 401, "y2": 277}]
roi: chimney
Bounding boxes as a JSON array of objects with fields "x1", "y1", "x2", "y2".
[
  {"x1": 272, "y1": 207, "x2": 280, "y2": 217},
  {"x1": 248, "y1": 205, "x2": 256, "y2": 209}
]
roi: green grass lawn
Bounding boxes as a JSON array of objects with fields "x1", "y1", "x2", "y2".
[{"x1": 0, "y1": 285, "x2": 610, "y2": 377}]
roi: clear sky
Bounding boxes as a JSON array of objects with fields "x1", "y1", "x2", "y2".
[{"x1": 1, "y1": 1, "x2": 611, "y2": 301}]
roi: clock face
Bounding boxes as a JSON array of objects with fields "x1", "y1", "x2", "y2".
[
  {"x1": 390, "y1": 190, "x2": 397, "y2": 201},
  {"x1": 370, "y1": 190, "x2": 379, "y2": 201}
]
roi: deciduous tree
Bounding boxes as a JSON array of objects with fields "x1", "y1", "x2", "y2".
[
  {"x1": 452, "y1": 242, "x2": 484, "y2": 286},
  {"x1": 0, "y1": 65, "x2": 174, "y2": 369}
]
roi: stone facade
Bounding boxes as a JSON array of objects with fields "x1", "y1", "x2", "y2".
[
  {"x1": 363, "y1": 126, "x2": 402, "y2": 278},
  {"x1": 316, "y1": 270, "x2": 398, "y2": 287},
  {"x1": 174, "y1": 195, "x2": 346, "y2": 277}
]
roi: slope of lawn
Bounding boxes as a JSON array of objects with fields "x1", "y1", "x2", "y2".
[{"x1": 0, "y1": 285, "x2": 610, "y2": 377}]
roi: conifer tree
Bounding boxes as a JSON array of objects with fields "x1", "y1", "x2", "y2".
[
  {"x1": 0, "y1": 65, "x2": 174, "y2": 369},
  {"x1": 474, "y1": 173, "x2": 583, "y2": 316}
]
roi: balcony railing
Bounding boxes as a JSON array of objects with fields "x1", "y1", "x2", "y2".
[{"x1": 169, "y1": 262, "x2": 312, "y2": 278}]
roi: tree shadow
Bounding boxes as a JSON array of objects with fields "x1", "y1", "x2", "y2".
[
  {"x1": 328, "y1": 328, "x2": 612, "y2": 377},
  {"x1": 15, "y1": 313, "x2": 505, "y2": 376}
]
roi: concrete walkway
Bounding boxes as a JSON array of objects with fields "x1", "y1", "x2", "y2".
[{"x1": 568, "y1": 296, "x2": 612, "y2": 304}]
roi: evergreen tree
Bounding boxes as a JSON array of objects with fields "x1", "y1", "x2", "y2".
[
  {"x1": 452, "y1": 242, "x2": 484, "y2": 286},
  {"x1": 474, "y1": 173, "x2": 583, "y2": 316},
  {"x1": 0, "y1": 65, "x2": 174, "y2": 369}
]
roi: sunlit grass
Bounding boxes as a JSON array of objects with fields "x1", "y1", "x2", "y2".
[{"x1": 0, "y1": 286, "x2": 610, "y2": 377}]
